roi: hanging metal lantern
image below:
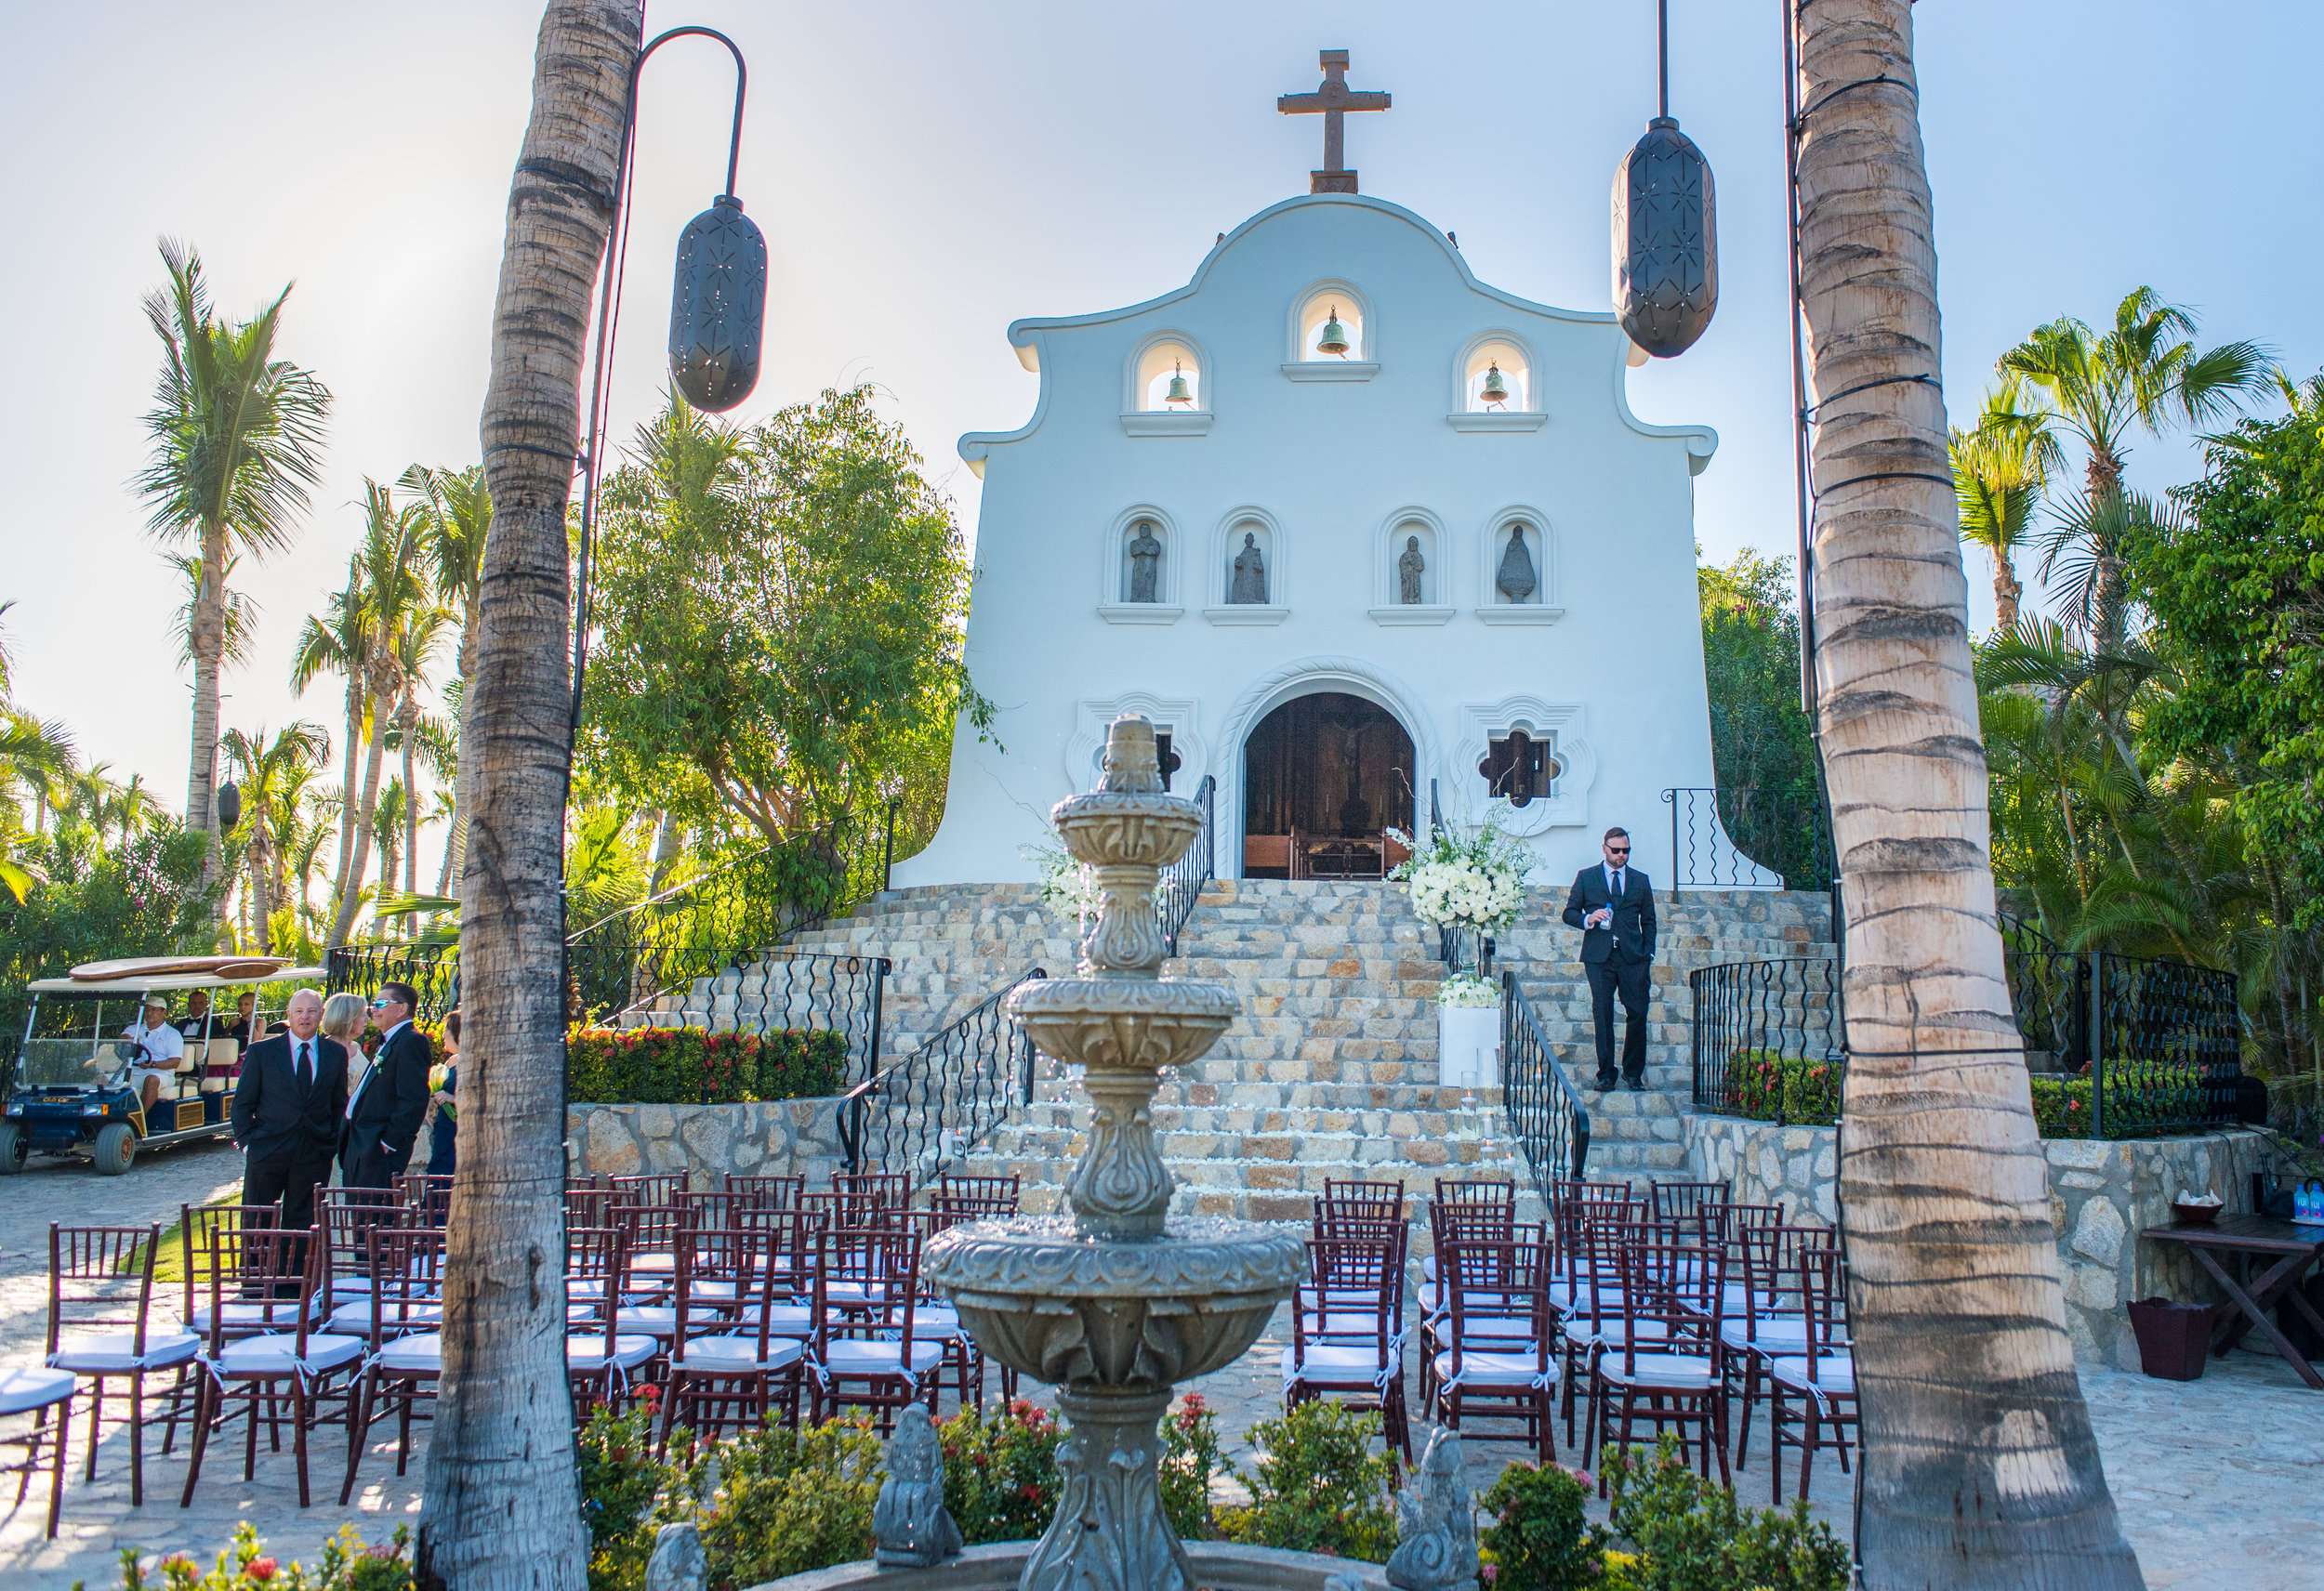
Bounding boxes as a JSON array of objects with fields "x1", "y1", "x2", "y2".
[
  {"x1": 1165, "y1": 361, "x2": 1194, "y2": 406},
  {"x1": 216, "y1": 781, "x2": 241, "y2": 834},
  {"x1": 1481, "y1": 361, "x2": 1509, "y2": 406},
  {"x1": 1315, "y1": 306, "x2": 1351, "y2": 356},
  {"x1": 1613, "y1": 115, "x2": 1716, "y2": 357},
  {"x1": 668, "y1": 194, "x2": 768, "y2": 413}
]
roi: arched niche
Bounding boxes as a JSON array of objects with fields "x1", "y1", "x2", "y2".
[
  {"x1": 1368, "y1": 506, "x2": 1452, "y2": 625},
  {"x1": 1476, "y1": 507, "x2": 1561, "y2": 624},
  {"x1": 1287, "y1": 280, "x2": 1375, "y2": 367},
  {"x1": 1207, "y1": 507, "x2": 1287, "y2": 622},
  {"x1": 1129, "y1": 335, "x2": 1206, "y2": 413},
  {"x1": 1461, "y1": 335, "x2": 1532, "y2": 412},
  {"x1": 1096, "y1": 505, "x2": 1182, "y2": 623}
]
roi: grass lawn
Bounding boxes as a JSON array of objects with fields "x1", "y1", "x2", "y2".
[{"x1": 123, "y1": 1191, "x2": 243, "y2": 1285}]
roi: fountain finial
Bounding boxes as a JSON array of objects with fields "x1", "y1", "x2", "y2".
[{"x1": 1100, "y1": 712, "x2": 1166, "y2": 794}]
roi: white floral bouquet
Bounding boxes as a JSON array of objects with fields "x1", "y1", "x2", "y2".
[
  {"x1": 1023, "y1": 835, "x2": 1101, "y2": 929},
  {"x1": 1437, "y1": 973, "x2": 1501, "y2": 1008},
  {"x1": 1386, "y1": 814, "x2": 1532, "y2": 933}
]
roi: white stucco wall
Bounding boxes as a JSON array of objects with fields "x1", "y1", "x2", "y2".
[{"x1": 895, "y1": 193, "x2": 1720, "y2": 889}]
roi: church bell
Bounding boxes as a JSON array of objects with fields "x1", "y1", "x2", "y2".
[
  {"x1": 1315, "y1": 306, "x2": 1351, "y2": 356},
  {"x1": 1166, "y1": 361, "x2": 1194, "y2": 406},
  {"x1": 1481, "y1": 362, "x2": 1509, "y2": 406}
]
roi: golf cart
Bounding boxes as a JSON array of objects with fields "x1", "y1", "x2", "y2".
[{"x1": 3, "y1": 960, "x2": 324, "y2": 1176}]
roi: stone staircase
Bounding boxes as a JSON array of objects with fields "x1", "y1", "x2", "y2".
[{"x1": 706, "y1": 875, "x2": 1834, "y2": 1223}]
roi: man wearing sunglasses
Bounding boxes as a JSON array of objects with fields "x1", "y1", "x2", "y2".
[
  {"x1": 1561, "y1": 826, "x2": 1658, "y2": 1090},
  {"x1": 339, "y1": 980, "x2": 432, "y2": 1191}
]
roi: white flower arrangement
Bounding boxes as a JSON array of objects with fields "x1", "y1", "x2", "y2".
[
  {"x1": 1437, "y1": 973, "x2": 1501, "y2": 1008},
  {"x1": 1022, "y1": 835, "x2": 1100, "y2": 929},
  {"x1": 1386, "y1": 813, "x2": 1533, "y2": 933}
]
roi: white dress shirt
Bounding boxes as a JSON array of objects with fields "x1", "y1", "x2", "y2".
[{"x1": 349, "y1": 1020, "x2": 411, "y2": 1118}]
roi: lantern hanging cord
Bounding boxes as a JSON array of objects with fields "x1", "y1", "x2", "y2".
[
  {"x1": 1797, "y1": 73, "x2": 1917, "y2": 125},
  {"x1": 1801, "y1": 372, "x2": 1941, "y2": 420},
  {"x1": 1812, "y1": 470, "x2": 1957, "y2": 497},
  {"x1": 1657, "y1": 0, "x2": 1670, "y2": 119},
  {"x1": 635, "y1": 26, "x2": 748, "y2": 199}
]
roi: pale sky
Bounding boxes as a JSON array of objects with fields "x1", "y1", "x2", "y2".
[{"x1": 3, "y1": 0, "x2": 2317, "y2": 888}]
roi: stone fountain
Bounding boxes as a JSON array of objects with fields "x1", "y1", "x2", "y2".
[{"x1": 924, "y1": 714, "x2": 1306, "y2": 1591}]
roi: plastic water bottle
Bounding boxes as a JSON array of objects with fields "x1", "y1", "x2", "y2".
[
  {"x1": 2302, "y1": 1182, "x2": 2321, "y2": 1224},
  {"x1": 2298, "y1": 1183, "x2": 2311, "y2": 1222}
]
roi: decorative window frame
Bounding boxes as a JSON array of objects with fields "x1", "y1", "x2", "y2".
[
  {"x1": 1120, "y1": 330, "x2": 1214, "y2": 436},
  {"x1": 1097, "y1": 503, "x2": 1183, "y2": 624},
  {"x1": 1281, "y1": 279, "x2": 1380, "y2": 382},
  {"x1": 1475, "y1": 505, "x2": 1565, "y2": 625},
  {"x1": 1367, "y1": 505, "x2": 1454, "y2": 626},
  {"x1": 1068, "y1": 694, "x2": 1205, "y2": 794},
  {"x1": 1455, "y1": 696, "x2": 1595, "y2": 835},
  {"x1": 1446, "y1": 329, "x2": 1548, "y2": 432},
  {"x1": 1205, "y1": 505, "x2": 1289, "y2": 625}
]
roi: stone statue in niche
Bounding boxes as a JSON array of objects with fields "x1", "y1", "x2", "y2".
[
  {"x1": 1230, "y1": 531, "x2": 1269, "y2": 604},
  {"x1": 1398, "y1": 535, "x2": 1426, "y2": 604},
  {"x1": 1127, "y1": 522, "x2": 1162, "y2": 603},
  {"x1": 1496, "y1": 523, "x2": 1538, "y2": 603}
]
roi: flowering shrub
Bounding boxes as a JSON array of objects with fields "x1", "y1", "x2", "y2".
[
  {"x1": 579, "y1": 1400, "x2": 697, "y2": 1591},
  {"x1": 1221, "y1": 1399, "x2": 1399, "y2": 1562},
  {"x1": 1388, "y1": 816, "x2": 1531, "y2": 934},
  {"x1": 566, "y1": 1024, "x2": 850, "y2": 1106},
  {"x1": 940, "y1": 1398, "x2": 1065, "y2": 1544},
  {"x1": 1720, "y1": 1050, "x2": 1841, "y2": 1127},
  {"x1": 1478, "y1": 1460, "x2": 1603, "y2": 1591},
  {"x1": 1438, "y1": 973, "x2": 1503, "y2": 1009},
  {"x1": 1158, "y1": 1392, "x2": 1225, "y2": 1540},
  {"x1": 103, "y1": 1523, "x2": 413, "y2": 1591},
  {"x1": 1598, "y1": 1434, "x2": 1848, "y2": 1591},
  {"x1": 697, "y1": 1419, "x2": 884, "y2": 1590}
]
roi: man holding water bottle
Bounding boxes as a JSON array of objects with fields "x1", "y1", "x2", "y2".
[{"x1": 1561, "y1": 826, "x2": 1658, "y2": 1091}]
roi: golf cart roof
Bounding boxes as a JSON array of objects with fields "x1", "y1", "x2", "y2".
[{"x1": 27, "y1": 965, "x2": 328, "y2": 996}]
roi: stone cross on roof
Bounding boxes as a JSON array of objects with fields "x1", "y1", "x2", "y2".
[{"x1": 1277, "y1": 49, "x2": 1390, "y2": 195}]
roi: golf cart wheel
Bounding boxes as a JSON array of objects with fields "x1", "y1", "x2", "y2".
[
  {"x1": 92, "y1": 1121, "x2": 136, "y2": 1176},
  {"x1": 0, "y1": 1121, "x2": 23, "y2": 1174}
]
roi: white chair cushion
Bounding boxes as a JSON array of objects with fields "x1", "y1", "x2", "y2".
[
  {"x1": 1770, "y1": 1354, "x2": 1855, "y2": 1397},
  {"x1": 329, "y1": 1304, "x2": 442, "y2": 1337},
  {"x1": 1564, "y1": 1320, "x2": 1671, "y2": 1350},
  {"x1": 214, "y1": 1334, "x2": 366, "y2": 1378},
  {"x1": 49, "y1": 1331, "x2": 201, "y2": 1374},
  {"x1": 907, "y1": 1307, "x2": 964, "y2": 1340},
  {"x1": 0, "y1": 1366, "x2": 77, "y2": 1414},
  {"x1": 332, "y1": 1275, "x2": 376, "y2": 1295},
  {"x1": 629, "y1": 1251, "x2": 678, "y2": 1276},
  {"x1": 566, "y1": 1335, "x2": 661, "y2": 1373},
  {"x1": 615, "y1": 1306, "x2": 681, "y2": 1338},
  {"x1": 689, "y1": 1280, "x2": 746, "y2": 1304},
  {"x1": 729, "y1": 1303, "x2": 815, "y2": 1335},
  {"x1": 1281, "y1": 1344, "x2": 1396, "y2": 1388},
  {"x1": 679, "y1": 1335, "x2": 807, "y2": 1372},
  {"x1": 187, "y1": 1299, "x2": 313, "y2": 1335},
  {"x1": 1596, "y1": 1350, "x2": 1717, "y2": 1390},
  {"x1": 818, "y1": 1339, "x2": 944, "y2": 1376},
  {"x1": 1431, "y1": 1349, "x2": 1555, "y2": 1390},
  {"x1": 377, "y1": 1335, "x2": 444, "y2": 1375},
  {"x1": 1721, "y1": 1318, "x2": 1811, "y2": 1355}
]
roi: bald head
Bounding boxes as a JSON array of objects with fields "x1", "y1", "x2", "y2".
[{"x1": 284, "y1": 990, "x2": 324, "y2": 1042}]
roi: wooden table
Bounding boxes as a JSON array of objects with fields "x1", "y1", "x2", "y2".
[{"x1": 2140, "y1": 1214, "x2": 2324, "y2": 1389}]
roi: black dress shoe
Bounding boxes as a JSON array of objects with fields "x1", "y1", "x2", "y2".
[
  {"x1": 1594, "y1": 1073, "x2": 1618, "y2": 1090},
  {"x1": 1624, "y1": 1075, "x2": 1647, "y2": 1092}
]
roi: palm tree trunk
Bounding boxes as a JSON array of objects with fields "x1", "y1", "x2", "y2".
[
  {"x1": 450, "y1": 609, "x2": 482, "y2": 907},
  {"x1": 330, "y1": 690, "x2": 391, "y2": 946},
  {"x1": 185, "y1": 529, "x2": 228, "y2": 880},
  {"x1": 416, "y1": 7, "x2": 640, "y2": 1588},
  {"x1": 332, "y1": 675, "x2": 363, "y2": 910},
  {"x1": 1795, "y1": 4, "x2": 2143, "y2": 1585},
  {"x1": 648, "y1": 808, "x2": 683, "y2": 893},
  {"x1": 401, "y1": 693, "x2": 422, "y2": 901},
  {"x1": 249, "y1": 827, "x2": 276, "y2": 954}
]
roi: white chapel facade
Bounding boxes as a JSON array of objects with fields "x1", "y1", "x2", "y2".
[{"x1": 895, "y1": 189, "x2": 1721, "y2": 891}]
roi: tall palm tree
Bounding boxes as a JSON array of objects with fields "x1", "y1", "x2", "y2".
[
  {"x1": 135, "y1": 240, "x2": 331, "y2": 877},
  {"x1": 390, "y1": 610, "x2": 452, "y2": 905},
  {"x1": 1793, "y1": 3, "x2": 2141, "y2": 1584},
  {"x1": 2000, "y1": 287, "x2": 2271, "y2": 649},
  {"x1": 399, "y1": 464, "x2": 490, "y2": 900},
  {"x1": 374, "y1": 778, "x2": 408, "y2": 925},
  {"x1": 0, "y1": 600, "x2": 75, "y2": 901},
  {"x1": 328, "y1": 483, "x2": 437, "y2": 947},
  {"x1": 219, "y1": 722, "x2": 328, "y2": 953},
  {"x1": 418, "y1": 8, "x2": 640, "y2": 1586},
  {"x1": 1949, "y1": 379, "x2": 2060, "y2": 634},
  {"x1": 291, "y1": 559, "x2": 375, "y2": 914}
]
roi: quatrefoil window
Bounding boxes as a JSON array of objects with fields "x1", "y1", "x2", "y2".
[{"x1": 1477, "y1": 728, "x2": 1562, "y2": 808}]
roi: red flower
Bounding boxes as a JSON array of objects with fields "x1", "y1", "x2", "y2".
[
  {"x1": 1020, "y1": 1483, "x2": 1041, "y2": 1501},
  {"x1": 244, "y1": 1558, "x2": 278, "y2": 1583}
]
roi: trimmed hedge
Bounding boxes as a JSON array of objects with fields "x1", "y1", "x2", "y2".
[
  {"x1": 566, "y1": 1025, "x2": 850, "y2": 1106},
  {"x1": 1720, "y1": 1052, "x2": 2218, "y2": 1140}
]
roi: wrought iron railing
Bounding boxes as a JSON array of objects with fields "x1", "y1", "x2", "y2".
[
  {"x1": 566, "y1": 943, "x2": 891, "y2": 1084},
  {"x1": 1688, "y1": 957, "x2": 1845, "y2": 1125},
  {"x1": 325, "y1": 942, "x2": 461, "y2": 1023},
  {"x1": 1500, "y1": 970, "x2": 1591, "y2": 1195},
  {"x1": 837, "y1": 966, "x2": 1047, "y2": 1190},
  {"x1": 1689, "y1": 931, "x2": 2244, "y2": 1138},
  {"x1": 1159, "y1": 775, "x2": 1216, "y2": 957},
  {"x1": 1661, "y1": 785, "x2": 1836, "y2": 896}
]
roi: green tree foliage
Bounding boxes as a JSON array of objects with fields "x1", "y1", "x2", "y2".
[
  {"x1": 1597, "y1": 1435, "x2": 1848, "y2": 1591},
  {"x1": 1478, "y1": 1460, "x2": 1605, "y2": 1591},
  {"x1": 1221, "y1": 1399, "x2": 1400, "y2": 1561},
  {"x1": 581, "y1": 388, "x2": 992, "y2": 859},
  {"x1": 1697, "y1": 548, "x2": 1822, "y2": 882}
]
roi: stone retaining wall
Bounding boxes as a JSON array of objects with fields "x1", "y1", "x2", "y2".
[
  {"x1": 567, "y1": 1096, "x2": 849, "y2": 1186},
  {"x1": 1682, "y1": 1111, "x2": 2280, "y2": 1369}
]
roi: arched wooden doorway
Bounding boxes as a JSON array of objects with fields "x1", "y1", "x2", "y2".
[{"x1": 1241, "y1": 691, "x2": 1416, "y2": 879}]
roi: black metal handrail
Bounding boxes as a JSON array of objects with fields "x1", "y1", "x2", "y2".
[
  {"x1": 1500, "y1": 970, "x2": 1591, "y2": 1196},
  {"x1": 572, "y1": 944, "x2": 890, "y2": 1083},
  {"x1": 1689, "y1": 939, "x2": 2243, "y2": 1138},
  {"x1": 838, "y1": 966, "x2": 1047, "y2": 1190},
  {"x1": 1159, "y1": 775, "x2": 1216, "y2": 957},
  {"x1": 325, "y1": 942, "x2": 461, "y2": 1023},
  {"x1": 1661, "y1": 785, "x2": 1836, "y2": 897}
]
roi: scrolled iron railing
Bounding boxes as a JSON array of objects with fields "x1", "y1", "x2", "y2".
[
  {"x1": 1688, "y1": 957, "x2": 1845, "y2": 1125},
  {"x1": 1661, "y1": 785, "x2": 1836, "y2": 896},
  {"x1": 838, "y1": 966, "x2": 1047, "y2": 1190},
  {"x1": 325, "y1": 942, "x2": 461, "y2": 1024},
  {"x1": 1158, "y1": 776, "x2": 1216, "y2": 958},
  {"x1": 567, "y1": 943, "x2": 891, "y2": 1085},
  {"x1": 1500, "y1": 970, "x2": 1591, "y2": 1195}
]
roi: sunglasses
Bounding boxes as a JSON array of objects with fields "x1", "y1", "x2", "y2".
[
  {"x1": 369, "y1": 998, "x2": 403, "y2": 1010},
  {"x1": 1606, "y1": 846, "x2": 1631, "y2": 855}
]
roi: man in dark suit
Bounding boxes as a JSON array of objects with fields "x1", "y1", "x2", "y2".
[
  {"x1": 1562, "y1": 826, "x2": 1658, "y2": 1091},
  {"x1": 230, "y1": 988, "x2": 348, "y2": 1229},
  {"x1": 340, "y1": 980, "x2": 432, "y2": 1190}
]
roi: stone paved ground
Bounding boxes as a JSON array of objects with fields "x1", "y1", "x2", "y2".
[{"x1": 3, "y1": 1154, "x2": 2317, "y2": 1590}]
